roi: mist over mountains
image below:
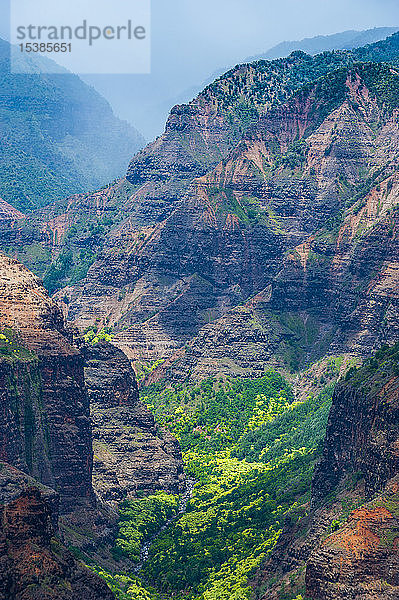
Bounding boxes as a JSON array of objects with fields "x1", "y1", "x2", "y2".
[
  {"x1": 83, "y1": 26, "x2": 399, "y2": 140},
  {"x1": 0, "y1": 38, "x2": 145, "y2": 212}
]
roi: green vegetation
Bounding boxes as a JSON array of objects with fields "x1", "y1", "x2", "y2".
[
  {"x1": 43, "y1": 245, "x2": 100, "y2": 294},
  {"x1": 83, "y1": 326, "x2": 113, "y2": 345},
  {"x1": 140, "y1": 376, "x2": 333, "y2": 598},
  {"x1": 114, "y1": 492, "x2": 179, "y2": 562},
  {"x1": 344, "y1": 342, "x2": 399, "y2": 392},
  {"x1": 360, "y1": 63, "x2": 399, "y2": 111},
  {"x1": 143, "y1": 374, "x2": 294, "y2": 453},
  {"x1": 89, "y1": 568, "x2": 160, "y2": 600},
  {"x1": 93, "y1": 373, "x2": 334, "y2": 600},
  {"x1": 0, "y1": 328, "x2": 36, "y2": 361},
  {"x1": 0, "y1": 38, "x2": 143, "y2": 212},
  {"x1": 143, "y1": 447, "x2": 315, "y2": 598},
  {"x1": 136, "y1": 359, "x2": 165, "y2": 383},
  {"x1": 204, "y1": 33, "x2": 399, "y2": 132},
  {"x1": 276, "y1": 140, "x2": 309, "y2": 171},
  {"x1": 206, "y1": 186, "x2": 265, "y2": 226},
  {"x1": 43, "y1": 250, "x2": 74, "y2": 294}
]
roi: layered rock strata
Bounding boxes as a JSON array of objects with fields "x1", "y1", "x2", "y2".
[
  {"x1": 0, "y1": 252, "x2": 94, "y2": 512},
  {"x1": 83, "y1": 341, "x2": 185, "y2": 505},
  {"x1": 305, "y1": 346, "x2": 399, "y2": 599}
]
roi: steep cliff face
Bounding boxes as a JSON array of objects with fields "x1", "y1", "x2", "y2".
[
  {"x1": 306, "y1": 481, "x2": 399, "y2": 600},
  {"x1": 254, "y1": 343, "x2": 399, "y2": 600},
  {"x1": 83, "y1": 341, "x2": 185, "y2": 505},
  {"x1": 311, "y1": 349, "x2": 399, "y2": 504},
  {"x1": 304, "y1": 344, "x2": 399, "y2": 599},
  {"x1": 131, "y1": 65, "x2": 399, "y2": 382},
  {"x1": 0, "y1": 252, "x2": 94, "y2": 512},
  {"x1": 50, "y1": 64, "x2": 398, "y2": 378},
  {"x1": 2, "y1": 36, "x2": 398, "y2": 377},
  {"x1": 0, "y1": 462, "x2": 114, "y2": 600}
]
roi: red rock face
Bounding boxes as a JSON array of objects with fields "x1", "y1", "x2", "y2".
[
  {"x1": 0, "y1": 463, "x2": 114, "y2": 600},
  {"x1": 304, "y1": 348, "x2": 399, "y2": 599},
  {"x1": 306, "y1": 486, "x2": 399, "y2": 599}
]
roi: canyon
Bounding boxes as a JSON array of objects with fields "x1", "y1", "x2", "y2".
[
  {"x1": 0, "y1": 30, "x2": 398, "y2": 600},
  {"x1": 0, "y1": 252, "x2": 183, "y2": 599}
]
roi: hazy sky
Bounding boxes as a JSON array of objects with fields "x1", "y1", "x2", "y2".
[{"x1": 1, "y1": 0, "x2": 398, "y2": 138}]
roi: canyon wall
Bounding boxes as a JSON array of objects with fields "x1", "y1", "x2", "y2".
[
  {"x1": 0, "y1": 252, "x2": 94, "y2": 512},
  {"x1": 84, "y1": 341, "x2": 185, "y2": 505}
]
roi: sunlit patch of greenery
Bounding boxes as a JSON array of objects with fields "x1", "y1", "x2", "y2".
[
  {"x1": 89, "y1": 568, "x2": 160, "y2": 600},
  {"x1": 128, "y1": 375, "x2": 334, "y2": 598},
  {"x1": 114, "y1": 492, "x2": 179, "y2": 562},
  {"x1": 92, "y1": 371, "x2": 334, "y2": 600},
  {"x1": 136, "y1": 359, "x2": 165, "y2": 383},
  {"x1": 0, "y1": 328, "x2": 36, "y2": 361},
  {"x1": 83, "y1": 326, "x2": 113, "y2": 345},
  {"x1": 142, "y1": 373, "x2": 294, "y2": 453}
]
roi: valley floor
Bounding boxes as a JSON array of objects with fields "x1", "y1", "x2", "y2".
[{"x1": 87, "y1": 373, "x2": 335, "y2": 600}]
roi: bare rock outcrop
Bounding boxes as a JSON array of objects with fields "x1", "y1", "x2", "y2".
[
  {"x1": 0, "y1": 252, "x2": 95, "y2": 512},
  {"x1": 0, "y1": 462, "x2": 114, "y2": 600},
  {"x1": 305, "y1": 345, "x2": 399, "y2": 599}
]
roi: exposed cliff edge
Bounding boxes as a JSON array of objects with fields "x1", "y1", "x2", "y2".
[
  {"x1": 0, "y1": 251, "x2": 116, "y2": 597},
  {"x1": 305, "y1": 344, "x2": 399, "y2": 599},
  {"x1": 0, "y1": 251, "x2": 94, "y2": 512},
  {"x1": 0, "y1": 251, "x2": 186, "y2": 596}
]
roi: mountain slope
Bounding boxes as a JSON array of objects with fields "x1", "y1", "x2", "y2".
[
  {"x1": 1, "y1": 33, "x2": 399, "y2": 382},
  {"x1": 62, "y1": 62, "x2": 399, "y2": 378},
  {"x1": 0, "y1": 38, "x2": 144, "y2": 212},
  {"x1": 253, "y1": 343, "x2": 399, "y2": 600},
  {"x1": 1, "y1": 29, "x2": 399, "y2": 600}
]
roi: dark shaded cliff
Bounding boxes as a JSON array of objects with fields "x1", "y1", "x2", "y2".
[
  {"x1": 83, "y1": 341, "x2": 185, "y2": 505},
  {"x1": 0, "y1": 252, "x2": 94, "y2": 512},
  {"x1": 0, "y1": 462, "x2": 114, "y2": 600},
  {"x1": 305, "y1": 344, "x2": 399, "y2": 599}
]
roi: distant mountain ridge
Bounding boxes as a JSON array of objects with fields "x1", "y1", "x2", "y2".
[
  {"x1": 249, "y1": 26, "x2": 399, "y2": 61},
  {"x1": 0, "y1": 38, "x2": 145, "y2": 212},
  {"x1": 160, "y1": 27, "x2": 399, "y2": 137}
]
